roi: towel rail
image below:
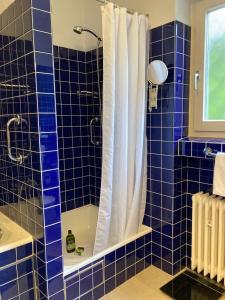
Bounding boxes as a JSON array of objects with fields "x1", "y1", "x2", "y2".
[{"x1": 203, "y1": 147, "x2": 217, "y2": 158}]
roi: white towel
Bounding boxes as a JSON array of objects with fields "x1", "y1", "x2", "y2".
[{"x1": 213, "y1": 152, "x2": 225, "y2": 197}]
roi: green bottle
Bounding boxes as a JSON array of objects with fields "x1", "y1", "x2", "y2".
[{"x1": 66, "y1": 230, "x2": 76, "y2": 253}]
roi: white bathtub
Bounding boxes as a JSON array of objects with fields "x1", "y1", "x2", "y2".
[
  {"x1": 62, "y1": 204, "x2": 152, "y2": 276},
  {"x1": 0, "y1": 212, "x2": 32, "y2": 253}
]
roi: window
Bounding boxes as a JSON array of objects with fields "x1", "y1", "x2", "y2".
[{"x1": 190, "y1": 0, "x2": 225, "y2": 137}]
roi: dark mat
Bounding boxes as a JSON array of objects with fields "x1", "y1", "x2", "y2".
[{"x1": 160, "y1": 270, "x2": 224, "y2": 300}]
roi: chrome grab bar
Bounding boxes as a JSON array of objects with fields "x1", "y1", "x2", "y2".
[
  {"x1": 6, "y1": 115, "x2": 30, "y2": 164},
  {"x1": 89, "y1": 117, "x2": 100, "y2": 146}
]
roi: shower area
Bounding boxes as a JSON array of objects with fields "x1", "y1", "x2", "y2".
[
  {"x1": 55, "y1": 26, "x2": 103, "y2": 212},
  {"x1": 52, "y1": 0, "x2": 152, "y2": 280},
  {"x1": 54, "y1": 13, "x2": 106, "y2": 272}
]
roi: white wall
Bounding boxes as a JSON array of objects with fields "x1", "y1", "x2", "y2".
[
  {"x1": 176, "y1": 0, "x2": 191, "y2": 26},
  {"x1": 0, "y1": 0, "x2": 15, "y2": 14},
  {"x1": 51, "y1": 0, "x2": 191, "y2": 51},
  {"x1": 116, "y1": 0, "x2": 177, "y2": 28},
  {"x1": 51, "y1": 0, "x2": 87, "y2": 51}
]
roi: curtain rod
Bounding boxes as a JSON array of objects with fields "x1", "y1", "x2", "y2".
[{"x1": 96, "y1": 0, "x2": 149, "y2": 17}]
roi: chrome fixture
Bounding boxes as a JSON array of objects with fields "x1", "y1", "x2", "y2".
[
  {"x1": 76, "y1": 91, "x2": 99, "y2": 98},
  {"x1": 203, "y1": 147, "x2": 217, "y2": 158},
  {"x1": 73, "y1": 25, "x2": 102, "y2": 114},
  {"x1": 73, "y1": 24, "x2": 103, "y2": 144},
  {"x1": 0, "y1": 83, "x2": 29, "y2": 89},
  {"x1": 0, "y1": 83, "x2": 31, "y2": 94},
  {"x1": 6, "y1": 115, "x2": 30, "y2": 164},
  {"x1": 90, "y1": 117, "x2": 100, "y2": 146},
  {"x1": 73, "y1": 26, "x2": 102, "y2": 42}
]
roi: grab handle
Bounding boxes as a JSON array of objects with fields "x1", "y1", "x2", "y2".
[
  {"x1": 6, "y1": 115, "x2": 30, "y2": 164},
  {"x1": 89, "y1": 117, "x2": 100, "y2": 146},
  {"x1": 195, "y1": 70, "x2": 200, "y2": 91}
]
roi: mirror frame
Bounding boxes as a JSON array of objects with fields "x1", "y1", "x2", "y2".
[{"x1": 147, "y1": 60, "x2": 168, "y2": 85}]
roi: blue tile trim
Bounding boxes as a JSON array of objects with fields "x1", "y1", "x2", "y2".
[
  {"x1": 178, "y1": 137, "x2": 225, "y2": 158},
  {"x1": 65, "y1": 232, "x2": 152, "y2": 299}
]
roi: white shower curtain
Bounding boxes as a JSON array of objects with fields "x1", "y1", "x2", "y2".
[{"x1": 94, "y1": 3, "x2": 149, "y2": 254}]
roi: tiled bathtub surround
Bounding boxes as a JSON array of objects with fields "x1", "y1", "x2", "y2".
[
  {"x1": 65, "y1": 233, "x2": 152, "y2": 300},
  {"x1": 54, "y1": 46, "x2": 102, "y2": 212},
  {"x1": 147, "y1": 21, "x2": 191, "y2": 275},
  {"x1": 0, "y1": 242, "x2": 34, "y2": 300},
  {"x1": 0, "y1": 1, "x2": 63, "y2": 299}
]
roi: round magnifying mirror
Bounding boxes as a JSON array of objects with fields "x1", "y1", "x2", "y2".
[{"x1": 147, "y1": 60, "x2": 168, "y2": 85}]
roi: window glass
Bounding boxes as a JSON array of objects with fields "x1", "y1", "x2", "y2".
[{"x1": 204, "y1": 6, "x2": 225, "y2": 121}]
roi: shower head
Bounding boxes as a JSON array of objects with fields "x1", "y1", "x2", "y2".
[{"x1": 73, "y1": 26, "x2": 102, "y2": 42}]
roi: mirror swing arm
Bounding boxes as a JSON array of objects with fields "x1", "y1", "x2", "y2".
[{"x1": 147, "y1": 60, "x2": 168, "y2": 112}]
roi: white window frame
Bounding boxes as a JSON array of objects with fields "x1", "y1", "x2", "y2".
[{"x1": 189, "y1": 0, "x2": 225, "y2": 138}]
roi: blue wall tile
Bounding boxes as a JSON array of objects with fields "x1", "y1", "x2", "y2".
[
  {"x1": 0, "y1": 249, "x2": 16, "y2": 268},
  {"x1": 32, "y1": 9, "x2": 51, "y2": 33},
  {"x1": 33, "y1": 31, "x2": 52, "y2": 53},
  {"x1": 32, "y1": 0, "x2": 50, "y2": 11},
  {"x1": 17, "y1": 243, "x2": 32, "y2": 260},
  {"x1": 36, "y1": 53, "x2": 53, "y2": 73}
]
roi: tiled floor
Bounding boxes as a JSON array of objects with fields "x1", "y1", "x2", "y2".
[
  {"x1": 101, "y1": 266, "x2": 173, "y2": 300},
  {"x1": 101, "y1": 266, "x2": 225, "y2": 300}
]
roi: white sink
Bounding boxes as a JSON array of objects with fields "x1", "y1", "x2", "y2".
[{"x1": 0, "y1": 212, "x2": 32, "y2": 253}]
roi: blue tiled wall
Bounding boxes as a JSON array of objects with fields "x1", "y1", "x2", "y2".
[
  {"x1": 178, "y1": 137, "x2": 220, "y2": 266},
  {"x1": 54, "y1": 46, "x2": 102, "y2": 212},
  {"x1": 0, "y1": 1, "x2": 64, "y2": 299},
  {"x1": 32, "y1": 3, "x2": 64, "y2": 299},
  {"x1": 0, "y1": 242, "x2": 34, "y2": 300},
  {"x1": 147, "y1": 21, "x2": 191, "y2": 275},
  {"x1": 86, "y1": 49, "x2": 102, "y2": 207},
  {"x1": 0, "y1": 0, "x2": 43, "y2": 237}
]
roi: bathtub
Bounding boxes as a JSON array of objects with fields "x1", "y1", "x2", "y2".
[
  {"x1": 62, "y1": 204, "x2": 152, "y2": 276},
  {"x1": 0, "y1": 212, "x2": 32, "y2": 253}
]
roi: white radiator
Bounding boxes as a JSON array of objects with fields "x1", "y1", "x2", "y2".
[{"x1": 191, "y1": 192, "x2": 225, "y2": 284}]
